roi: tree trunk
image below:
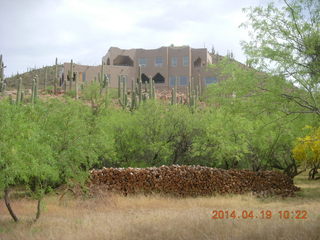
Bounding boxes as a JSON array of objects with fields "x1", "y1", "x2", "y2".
[
  {"x1": 4, "y1": 188, "x2": 19, "y2": 222},
  {"x1": 308, "y1": 168, "x2": 318, "y2": 180},
  {"x1": 34, "y1": 198, "x2": 41, "y2": 222}
]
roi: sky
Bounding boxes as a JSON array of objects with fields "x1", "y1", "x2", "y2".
[{"x1": 0, "y1": 0, "x2": 268, "y2": 76}]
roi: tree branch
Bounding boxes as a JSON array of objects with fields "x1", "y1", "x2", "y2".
[{"x1": 283, "y1": 0, "x2": 304, "y2": 41}]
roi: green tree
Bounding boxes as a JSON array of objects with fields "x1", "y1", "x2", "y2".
[
  {"x1": 191, "y1": 109, "x2": 251, "y2": 169},
  {"x1": 0, "y1": 102, "x2": 58, "y2": 222},
  {"x1": 0, "y1": 99, "x2": 99, "y2": 222},
  {"x1": 35, "y1": 99, "x2": 99, "y2": 185},
  {"x1": 292, "y1": 126, "x2": 320, "y2": 179},
  {"x1": 241, "y1": 0, "x2": 320, "y2": 116},
  {"x1": 111, "y1": 102, "x2": 177, "y2": 167},
  {"x1": 204, "y1": 57, "x2": 315, "y2": 177},
  {"x1": 107, "y1": 102, "x2": 203, "y2": 167}
]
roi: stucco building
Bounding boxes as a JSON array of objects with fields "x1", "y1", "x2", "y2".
[{"x1": 63, "y1": 45, "x2": 219, "y2": 89}]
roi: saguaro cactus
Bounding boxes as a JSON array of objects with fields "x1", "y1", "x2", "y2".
[
  {"x1": 0, "y1": 54, "x2": 3, "y2": 80},
  {"x1": 188, "y1": 78, "x2": 192, "y2": 102},
  {"x1": 148, "y1": 77, "x2": 155, "y2": 100},
  {"x1": 31, "y1": 78, "x2": 36, "y2": 104},
  {"x1": 16, "y1": 77, "x2": 23, "y2": 105},
  {"x1": 185, "y1": 77, "x2": 198, "y2": 108},
  {"x1": 54, "y1": 58, "x2": 58, "y2": 94},
  {"x1": 99, "y1": 60, "x2": 108, "y2": 95},
  {"x1": 118, "y1": 75, "x2": 121, "y2": 99},
  {"x1": 35, "y1": 75, "x2": 39, "y2": 100},
  {"x1": 31, "y1": 75, "x2": 39, "y2": 104},
  {"x1": 69, "y1": 59, "x2": 73, "y2": 92},
  {"x1": 137, "y1": 66, "x2": 142, "y2": 104},
  {"x1": 138, "y1": 80, "x2": 142, "y2": 104},
  {"x1": 116, "y1": 69, "x2": 156, "y2": 110},
  {"x1": 0, "y1": 54, "x2": 6, "y2": 93},
  {"x1": 44, "y1": 66, "x2": 48, "y2": 92},
  {"x1": 97, "y1": 72, "x2": 101, "y2": 84},
  {"x1": 198, "y1": 74, "x2": 202, "y2": 97},
  {"x1": 74, "y1": 72, "x2": 78, "y2": 100},
  {"x1": 100, "y1": 60, "x2": 104, "y2": 82},
  {"x1": 118, "y1": 75, "x2": 128, "y2": 109},
  {"x1": 171, "y1": 76, "x2": 177, "y2": 105},
  {"x1": 130, "y1": 78, "x2": 137, "y2": 110},
  {"x1": 105, "y1": 74, "x2": 109, "y2": 93}
]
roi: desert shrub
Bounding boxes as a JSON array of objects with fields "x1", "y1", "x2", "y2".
[
  {"x1": 292, "y1": 126, "x2": 320, "y2": 180},
  {"x1": 33, "y1": 99, "x2": 99, "y2": 184},
  {"x1": 65, "y1": 90, "x2": 77, "y2": 98},
  {"x1": 190, "y1": 109, "x2": 251, "y2": 168},
  {"x1": 0, "y1": 99, "x2": 102, "y2": 221},
  {"x1": 110, "y1": 102, "x2": 172, "y2": 167},
  {"x1": 81, "y1": 81, "x2": 101, "y2": 101},
  {"x1": 98, "y1": 102, "x2": 205, "y2": 167}
]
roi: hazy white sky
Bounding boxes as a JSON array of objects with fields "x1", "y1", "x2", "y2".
[{"x1": 0, "y1": 0, "x2": 268, "y2": 76}]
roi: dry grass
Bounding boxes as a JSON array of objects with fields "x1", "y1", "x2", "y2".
[{"x1": 0, "y1": 174, "x2": 319, "y2": 240}]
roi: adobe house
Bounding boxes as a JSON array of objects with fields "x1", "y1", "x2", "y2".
[
  {"x1": 103, "y1": 45, "x2": 219, "y2": 89},
  {"x1": 62, "y1": 45, "x2": 219, "y2": 89}
]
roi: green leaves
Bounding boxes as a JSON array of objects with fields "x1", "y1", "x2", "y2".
[
  {"x1": 201, "y1": 54, "x2": 316, "y2": 173},
  {"x1": 241, "y1": 0, "x2": 320, "y2": 116},
  {"x1": 0, "y1": 99, "x2": 100, "y2": 200},
  {"x1": 292, "y1": 126, "x2": 320, "y2": 179}
]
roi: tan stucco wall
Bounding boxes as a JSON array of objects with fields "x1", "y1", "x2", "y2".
[
  {"x1": 62, "y1": 46, "x2": 219, "y2": 90},
  {"x1": 63, "y1": 63, "x2": 100, "y2": 84},
  {"x1": 101, "y1": 45, "x2": 219, "y2": 90}
]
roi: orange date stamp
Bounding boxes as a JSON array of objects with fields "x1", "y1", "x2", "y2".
[{"x1": 211, "y1": 210, "x2": 308, "y2": 220}]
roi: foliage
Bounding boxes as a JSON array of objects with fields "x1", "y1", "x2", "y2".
[
  {"x1": 241, "y1": 0, "x2": 320, "y2": 116},
  {"x1": 0, "y1": 102, "x2": 57, "y2": 193},
  {"x1": 104, "y1": 102, "x2": 201, "y2": 167},
  {"x1": 81, "y1": 81, "x2": 118, "y2": 114},
  {"x1": 292, "y1": 126, "x2": 320, "y2": 179},
  {"x1": 0, "y1": 99, "x2": 100, "y2": 221},
  {"x1": 35, "y1": 99, "x2": 99, "y2": 184},
  {"x1": 203, "y1": 56, "x2": 318, "y2": 176},
  {"x1": 64, "y1": 89, "x2": 77, "y2": 98},
  {"x1": 82, "y1": 82, "x2": 101, "y2": 102},
  {"x1": 45, "y1": 86, "x2": 54, "y2": 94},
  {"x1": 191, "y1": 109, "x2": 251, "y2": 169},
  {"x1": 2, "y1": 0, "x2": 320, "y2": 224}
]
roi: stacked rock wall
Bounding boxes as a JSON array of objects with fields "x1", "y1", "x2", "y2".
[{"x1": 90, "y1": 165, "x2": 299, "y2": 197}]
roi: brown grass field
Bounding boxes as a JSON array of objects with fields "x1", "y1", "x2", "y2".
[{"x1": 0, "y1": 174, "x2": 319, "y2": 240}]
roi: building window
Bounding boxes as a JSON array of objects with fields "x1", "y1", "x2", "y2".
[
  {"x1": 169, "y1": 76, "x2": 178, "y2": 87},
  {"x1": 120, "y1": 75, "x2": 128, "y2": 83},
  {"x1": 155, "y1": 57, "x2": 163, "y2": 67},
  {"x1": 139, "y1": 58, "x2": 147, "y2": 67},
  {"x1": 183, "y1": 56, "x2": 189, "y2": 66},
  {"x1": 113, "y1": 55, "x2": 134, "y2": 66},
  {"x1": 141, "y1": 73, "x2": 150, "y2": 83},
  {"x1": 171, "y1": 57, "x2": 177, "y2": 67},
  {"x1": 153, "y1": 73, "x2": 165, "y2": 83},
  {"x1": 170, "y1": 76, "x2": 188, "y2": 86},
  {"x1": 194, "y1": 57, "x2": 201, "y2": 67},
  {"x1": 205, "y1": 77, "x2": 217, "y2": 85},
  {"x1": 82, "y1": 72, "x2": 86, "y2": 82},
  {"x1": 179, "y1": 76, "x2": 188, "y2": 86}
]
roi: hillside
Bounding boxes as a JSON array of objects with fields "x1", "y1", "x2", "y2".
[{"x1": 5, "y1": 65, "x2": 63, "y2": 90}]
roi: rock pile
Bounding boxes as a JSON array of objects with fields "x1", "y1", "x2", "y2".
[{"x1": 90, "y1": 165, "x2": 299, "y2": 197}]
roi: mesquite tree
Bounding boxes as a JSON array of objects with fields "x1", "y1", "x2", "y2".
[
  {"x1": 241, "y1": 0, "x2": 320, "y2": 116},
  {"x1": 0, "y1": 99, "x2": 98, "y2": 222}
]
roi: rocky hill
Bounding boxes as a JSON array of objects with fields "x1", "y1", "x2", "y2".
[{"x1": 5, "y1": 65, "x2": 63, "y2": 90}]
